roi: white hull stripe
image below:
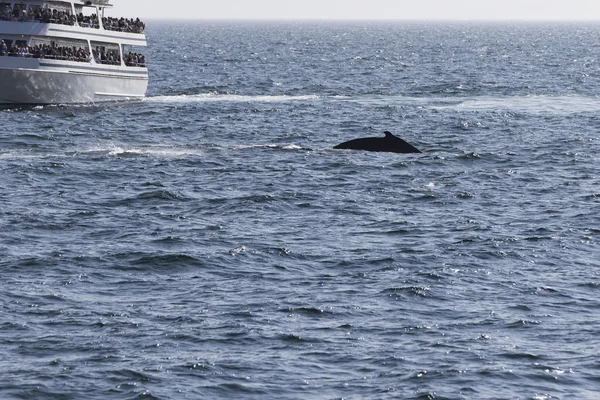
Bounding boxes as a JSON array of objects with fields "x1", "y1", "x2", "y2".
[
  {"x1": 48, "y1": 27, "x2": 148, "y2": 45},
  {"x1": 95, "y1": 92, "x2": 145, "y2": 97},
  {"x1": 37, "y1": 62, "x2": 149, "y2": 76}
]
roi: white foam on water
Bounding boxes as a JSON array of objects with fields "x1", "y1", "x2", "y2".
[
  {"x1": 111, "y1": 147, "x2": 205, "y2": 158},
  {"x1": 281, "y1": 144, "x2": 304, "y2": 150},
  {"x1": 71, "y1": 144, "x2": 205, "y2": 158},
  {"x1": 145, "y1": 93, "x2": 319, "y2": 103},
  {"x1": 430, "y1": 95, "x2": 600, "y2": 115},
  {"x1": 328, "y1": 94, "x2": 600, "y2": 115},
  {"x1": 230, "y1": 144, "x2": 278, "y2": 150}
]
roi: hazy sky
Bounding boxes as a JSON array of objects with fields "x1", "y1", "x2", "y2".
[{"x1": 107, "y1": 0, "x2": 600, "y2": 21}]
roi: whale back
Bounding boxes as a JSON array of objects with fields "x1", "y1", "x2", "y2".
[{"x1": 334, "y1": 131, "x2": 421, "y2": 153}]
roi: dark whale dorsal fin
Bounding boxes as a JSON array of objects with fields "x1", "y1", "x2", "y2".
[{"x1": 334, "y1": 131, "x2": 422, "y2": 153}]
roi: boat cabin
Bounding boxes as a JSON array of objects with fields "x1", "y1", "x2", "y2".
[
  {"x1": 0, "y1": 0, "x2": 148, "y2": 104},
  {"x1": 0, "y1": 0, "x2": 146, "y2": 67}
]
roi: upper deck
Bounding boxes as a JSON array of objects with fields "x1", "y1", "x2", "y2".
[{"x1": 0, "y1": 0, "x2": 146, "y2": 46}]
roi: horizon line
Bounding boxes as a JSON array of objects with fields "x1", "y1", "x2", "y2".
[{"x1": 139, "y1": 17, "x2": 600, "y2": 22}]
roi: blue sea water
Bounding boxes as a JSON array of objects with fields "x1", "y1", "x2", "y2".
[{"x1": 1, "y1": 20, "x2": 600, "y2": 399}]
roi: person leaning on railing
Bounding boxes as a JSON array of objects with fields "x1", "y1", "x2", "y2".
[{"x1": 1, "y1": 5, "x2": 11, "y2": 20}]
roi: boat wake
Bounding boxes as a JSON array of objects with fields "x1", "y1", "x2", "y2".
[
  {"x1": 145, "y1": 93, "x2": 320, "y2": 103},
  {"x1": 62, "y1": 145, "x2": 207, "y2": 159},
  {"x1": 144, "y1": 93, "x2": 600, "y2": 115},
  {"x1": 429, "y1": 95, "x2": 600, "y2": 115},
  {"x1": 0, "y1": 143, "x2": 310, "y2": 161}
]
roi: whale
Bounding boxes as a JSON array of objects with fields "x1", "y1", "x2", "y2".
[{"x1": 334, "y1": 131, "x2": 422, "y2": 153}]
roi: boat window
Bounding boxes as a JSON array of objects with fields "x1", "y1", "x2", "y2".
[
  {"x1": 122, "y1": 45, "x2": 147, "y2": 67},
  {"x1": 74, "y1": 4, "x2": 99, "y2": 28},
  {"x1": 74, "y1": 4, "x2": 98, "y2": 14},
  {"x1": 30, "y1": 3, "x2": 76, "y2": 25},
  {"x1": 14, "y1": 3, "x2": 35, "y2": 22},
  {"x1": 91, "y1": 41, "x2": 121, "y2": 65},
  {"x1": 30, "y1": 36, "x2": 88, "y2": 49},
  {"x1": 28, "y1": 37, "x2": 90, "y2": 62},
  {"x1": 45, "y1": 1, "x2": 73, "y2": 13},
  {"x1": 29, "y1": 5, "x2": 42, "y2": 15},
  {"x1": 0, "y1": 3, "x2": 12, "y2": 21},
  {"x1": 13, "y1": 3, "x2": 27, "y2": 20}
]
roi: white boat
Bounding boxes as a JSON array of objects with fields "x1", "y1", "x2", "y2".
[{"x1": 0, "y1": 0, "x2": 148, "y2": 104}]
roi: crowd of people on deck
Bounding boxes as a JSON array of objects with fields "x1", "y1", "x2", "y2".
[
  {"x1": 1, "y1": 3, "x2": 147, "y2": 66},
  {"x1": 77, "y1": 12, "x2": 99, "y2": 28},
  {"x1": 92, "y1": 46, "x2": 120, "y2": 65},
  {"x1": 34, "y1": 43, "x2": 90, "y2": 61},
  {"x1": 33, "y1": 7, "x2": 77, "y2": 25},
  {"x1": 0, "y1": 4, "x2": 145, "y2": 33},
  {"x1": 0, "y1": 40, "x2": 147, "y2": 67},
  {"x1": 1, "y1": 4, "x2": 17, "y2": 21},
  {"x1": 102, "y1": 17, "x2": 145, "y2": 33},
  {"x1": 124, "y1": 51, "x2": 146, "y2": 67},
  {"x1": 0, "y1": 41, "x2": 90, "y2": 62},
  {"x1": 1, "y1": 4, "x2": 76, "y2": 24}
]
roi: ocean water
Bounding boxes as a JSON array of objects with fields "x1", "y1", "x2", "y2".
[{"x1": 1, "y1": 21, "x2": 600, "y2": 399}]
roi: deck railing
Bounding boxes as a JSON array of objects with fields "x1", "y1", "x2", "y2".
[
  {"x1": 0, "y1": 50, "x2": 146, "y2": 67},
  {"x1": 0, "y1": 7, "x2": 145, "y2": 34}
]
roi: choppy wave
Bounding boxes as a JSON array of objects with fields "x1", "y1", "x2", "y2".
[{"x1": 1, "y1": 21, "x2": 599, "y2": 400}]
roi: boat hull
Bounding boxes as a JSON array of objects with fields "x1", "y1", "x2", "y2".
[{"x1": 0, "y1": 58, "x2": 148, "y2": 105}]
